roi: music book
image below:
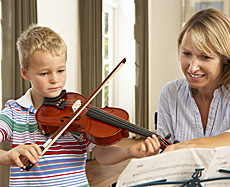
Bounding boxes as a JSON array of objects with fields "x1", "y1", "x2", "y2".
[{"x1": 116, "y1": 146, "x2": 230, "y2": 186}]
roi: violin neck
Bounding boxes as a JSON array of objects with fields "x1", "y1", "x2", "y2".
[{"x1": 86, "y1": 107, "x2": 170, "y2": 146}]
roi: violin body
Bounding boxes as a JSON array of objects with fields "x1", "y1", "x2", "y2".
[
  {"x1": 21, "y1": 58, "x2": 130, "y2": 172},
  {"x1": 36, "y1": 92, "x2": 129, "y2": 146}
]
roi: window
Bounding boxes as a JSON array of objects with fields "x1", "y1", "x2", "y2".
[
  {"x1": 0, "y1": 1, "x2": 2, "y2": 110},
  {"x1": 102, "y1": 0, "x2": 135, "y2": 122},
  {"x1": 102, "y1": 5, "x2": 114, "y2": 107}
]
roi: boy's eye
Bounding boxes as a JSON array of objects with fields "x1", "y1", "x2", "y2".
[
  {"x1": 58, "y1": 69, "x2": 66, "y2": 73},
  {"x1": 40, "y1": 72, "x2": 48, "y2": 76}
]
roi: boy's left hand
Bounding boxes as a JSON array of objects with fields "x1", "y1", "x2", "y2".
[{"x1": 127, "y1": 135, "x2": 160, "y2": 158}]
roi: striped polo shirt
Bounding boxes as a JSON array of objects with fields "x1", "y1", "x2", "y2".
[{"x1": 0, "y1": 89, "x2": 94, "y2": 187}]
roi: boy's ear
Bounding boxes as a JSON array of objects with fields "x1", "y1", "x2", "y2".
[{"x1": 21, "y1": 67, "x2": 30, "y2": 80}]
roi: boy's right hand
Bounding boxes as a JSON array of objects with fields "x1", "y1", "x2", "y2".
[{"x1": 0, "y1": 144, "x2": 42, "y2": 168}]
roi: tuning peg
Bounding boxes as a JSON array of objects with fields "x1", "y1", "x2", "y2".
[
  {"x1": 173, "y1": 140, "x2": 180, "y2": 144},
  {"x1": 164, "y1": 134, "x2": 171, "y2": 140}
]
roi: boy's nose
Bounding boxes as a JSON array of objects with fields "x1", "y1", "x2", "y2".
[
  {"x1": 50, "y1": 74, "x2": 58, "y2": 83},
  {"x1": 188, "y1": 58, "x2": 200, "y2": 73}
]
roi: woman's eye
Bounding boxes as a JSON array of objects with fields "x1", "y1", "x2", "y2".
[
  {"x1": 201, "y1": 55, "x2": 211, "y2": 60},
  {"x1": 204, "y1": 56, "x2": 211, "y2": 59},
  {"x1": 182, "y1": 52, "x2": 191, "y2": 56}
]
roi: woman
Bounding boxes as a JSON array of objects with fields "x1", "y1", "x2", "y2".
[{"x1": 157, "y1": 8, "x2": 230, "y2": 152}]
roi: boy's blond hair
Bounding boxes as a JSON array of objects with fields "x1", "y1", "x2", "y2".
[{"x1": 17, "y1": 24, "x2": 67, "y2": 70}]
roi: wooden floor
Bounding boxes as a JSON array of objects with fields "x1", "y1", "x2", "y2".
[{"x1": 86, "y1": 138, "x2": 143, "y2": 187}]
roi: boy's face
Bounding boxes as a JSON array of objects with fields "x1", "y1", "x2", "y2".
[{"x1": 21, "y1": 51, "x2": 67, "y2": 99}]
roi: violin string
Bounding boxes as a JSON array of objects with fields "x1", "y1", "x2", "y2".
[
  {"x1": 88, "y1": 107, "x2": 170, "y2": 146},
  {"x1": 86, "y1": 106, "x2": 146, "y2": 135},
  {"x1": 71, "y1": 100, "x2": 170, "y2": 146},
  {"x1": 85, "y1": 106, "x2": 170, "y2": 146}
]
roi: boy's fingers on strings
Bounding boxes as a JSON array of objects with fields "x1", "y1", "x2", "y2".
[
  {"x1": 138, "y1": 141, "x2": 153, "y2": 156},
  {"x1": 151, "y1": 134, "x2": 161, "y2": 148},
  {"x1": 144, "y1": 136, "x2": 160, "y2": 155}
]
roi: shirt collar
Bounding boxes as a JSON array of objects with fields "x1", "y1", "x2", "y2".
[
  {"x1": 187, "y1": 82, "x2": 228, "y2": 97},
  {"x1": 16, "y1": 88, "x2": 36, "y2": 113}
]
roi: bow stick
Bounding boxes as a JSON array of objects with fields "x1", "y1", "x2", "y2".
[{"x1": 21, "y1": 58, "x2": 126, "y2": 171}]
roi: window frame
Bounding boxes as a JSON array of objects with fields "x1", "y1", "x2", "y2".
[{"x1": 102, "y1": 3, "x2": 115, "y2": 107}]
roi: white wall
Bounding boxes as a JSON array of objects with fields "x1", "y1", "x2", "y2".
[
  {"x1": 148, "y1": 0, "x2": 184, "y2": 131},
  {"x1": 37, "y1": 0, "x2": 80, "y2": 93}
]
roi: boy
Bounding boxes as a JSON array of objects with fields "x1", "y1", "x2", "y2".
[{"x1": 0, "y1": 25, "x2": 160, "y2": 186}]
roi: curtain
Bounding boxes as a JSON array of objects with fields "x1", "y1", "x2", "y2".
[
  {"x1": 79, "y1": 0, "x2": 102, "y2": 159},
  {"x1": 135, "y1": 0, "x2": 149, "y2": 130},
  {"x1": 0, "y1": 0, "x2": 37, "y2": 186}
]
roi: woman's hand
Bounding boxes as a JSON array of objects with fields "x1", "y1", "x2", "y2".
[
  {"x1": 162, "y1": 141, "x2": 195, "y2": 153},
  {"x1": 163, "y1": 133, "x2": 230, "y2": 153}
]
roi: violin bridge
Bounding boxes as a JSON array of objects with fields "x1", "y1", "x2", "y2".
[{"x1": 72, "y1": 100, "x2": 82, "y2": 112}]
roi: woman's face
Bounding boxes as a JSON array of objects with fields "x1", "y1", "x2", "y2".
[{"x1": 180, "y1": 34, "x2": 223, "y2": 93}]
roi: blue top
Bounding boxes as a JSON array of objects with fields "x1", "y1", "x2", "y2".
[{"x1": 157, "y1": 78, "x2": 230, "y2": 143}]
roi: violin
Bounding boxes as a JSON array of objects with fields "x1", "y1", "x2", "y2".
[
  {"x1": 21, "y1": 58, "x2": 127, "y2": 172},
  {"x1": 36, "y1": 90, "x2": 130, "y2": 146},
  {"x1": 36, "y1": 90, "x2": 172, "y2": 149},
  {"x1": 20, "y1": 58, "x2": 171, "y2": 172}
]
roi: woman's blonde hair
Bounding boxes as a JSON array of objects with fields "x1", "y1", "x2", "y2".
[
  {"x1": 17, "y1": 24, "x2": 67, "y2": 70},
  {"x1": 178, "y1": 8, "x2": 230, "y2": 90}
]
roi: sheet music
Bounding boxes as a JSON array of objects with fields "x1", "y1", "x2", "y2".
[{"x1": 116, "y1": 146, "x2": 230, "y2": 187}]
